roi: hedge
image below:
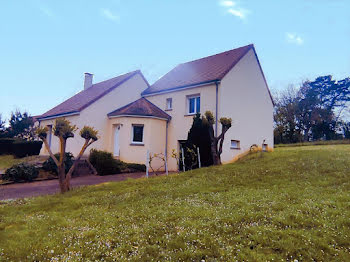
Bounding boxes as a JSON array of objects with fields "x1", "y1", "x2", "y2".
[
  {"x1": 0, "y1": 138, "x2": 43, "y2": 158},
  {"x1": 0, "y1": 138, "x2": 16, "y2": 155}
]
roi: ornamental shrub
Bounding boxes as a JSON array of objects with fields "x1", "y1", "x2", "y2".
[
  {"x1": 89, "y1": 149, "x2": 123, "y2": 176},
  {"x1": 3, "y1": 163, "x2": 38, "y2": 182},
  {"x1": 124, "y1": 163, "x2": 146, "y2": 172},
  {"x1": 42, "y1": 152, "x2": 75, "y2": 175},
  {"x1": 89, "y1": 149, "x2": 146, "y2": 175}
]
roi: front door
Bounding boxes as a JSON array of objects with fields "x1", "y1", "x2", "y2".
[{"x1": 114, "y1": 125, "x2": 120, "y2": 157}]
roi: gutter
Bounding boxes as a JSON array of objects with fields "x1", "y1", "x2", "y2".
[
  {"x1": 38, "y1": 111, "x2": 80, "y2": 121},
  {"x1": 215, "y1": 81, "x2": 219, "y2": 136},
  {"x1": 165, "y1": 120, "x2": 169, "y2": 175},
  {"x1": 108, "y1": 114, "x2": 170, "y2": 121},
  {"x1": 142, "y1": 79, "x2": 220, "y2": 97}
]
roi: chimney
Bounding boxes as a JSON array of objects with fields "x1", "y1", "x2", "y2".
[{"x1": 84, "y1": 73, "x2": 93, "y2": 90}]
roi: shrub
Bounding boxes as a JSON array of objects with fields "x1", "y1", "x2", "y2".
[
  {"x1": 3, "y1": 163, "x2": 38, "y2": 182},
  {"x1": 89, "y1": 149, "x2": 123, "y2": 176},
  {"x1": 12, "y1": 140, "x2": 43, "y2": 158},
  {"x1": 0, "y1": 138, "x2": 16, "y2": 155},
  {"x1": 42, "y1": 152, "x2": 75, "y2": 175},
  {"x1": 125, "y1": 163, "x2": 146, "y2": 172}
]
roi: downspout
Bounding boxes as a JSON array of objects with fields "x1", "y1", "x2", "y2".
[
  {"x1": 215, "y1": 81, "x2": 219, "y2": 136},
  {"x1": 165, "y1": 120, "x2": 169, "y2": 175}
]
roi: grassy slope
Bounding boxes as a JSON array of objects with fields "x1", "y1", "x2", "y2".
[
  {"x1": 0, "y1": 155, "x2": 24, "y2": 170},
  {"x1": 0, "y1": 145, "x2": 349, "y2": 261}
]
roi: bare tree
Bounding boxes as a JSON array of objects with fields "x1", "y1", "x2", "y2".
[{"x1": 37, "y1": 118, "x2": 98, "y2": 193}]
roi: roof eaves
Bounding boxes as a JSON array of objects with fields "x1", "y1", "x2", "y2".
[
  {"x1": 108, "y1": 114, "x2": 170, "y2": 121},
  {"x1": 142, "y1": 79, "x2": 220, "y2": 97},
  {"x1": 37, "y1": 111, "x2": 80, "y2": 121},
  {"x1": 250, "y1": 47, "x2": 275, "y2": 106}
]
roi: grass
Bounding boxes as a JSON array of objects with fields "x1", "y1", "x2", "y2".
[
  {"x1": 0, "y1": 155, "x2": 24, "y2": 170},
  {"x1": 275, "y1": 139, "x2": 350, "y2": 148},
  {"x1": 0, "y1": 145, "x2": 349, "y2": 261}
]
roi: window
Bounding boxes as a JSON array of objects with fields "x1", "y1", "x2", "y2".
[
  {"x1": 188, "y1": 95, "x2": 200, "y2": 114},
  {"x1": 230, "y1": 140, "x2": 240, "y2": 149},
  {"x1": 47, "y1": 125, "x2": 52, "y2": 148},
  {"x1": 166, "y1": 98, "x2": 172, "y2": 110},
  {"x1": 262, "y1": 143, "x2": 268, "y2": 152},
  {"x1": 132, "y1": 125, "x2": 144, "y2": 144}
]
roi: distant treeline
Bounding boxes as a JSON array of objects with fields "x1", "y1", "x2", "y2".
[{"x1": 274, "y1": 75, "x2": 350, "y2": 144}]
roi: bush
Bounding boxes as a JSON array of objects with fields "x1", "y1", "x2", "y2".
[
  {"x1": 125, "y1": 163, "x2": 146, "y2": 172},
  {"x1": 42, "y1": 152, "x2": 75, "y2": 175},
  {"x1": 3, "y1": 163, "x2": 38, "y2": 182},
  {"x1": 11, "y1": 140, "x2": 43, "y2": 158},
  {"x1": 89, "y1": 149, "x2": 147, "y2": 175},
  {"x1": 89, "y1": 149, "x2": 123, "y2": 176},
  {"x1": 0, "y1": 138, "x2": 16, "y2": 155}
]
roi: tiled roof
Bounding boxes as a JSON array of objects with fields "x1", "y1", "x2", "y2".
[
  {"x1": 107, "y1": 97, "x2": 171, "y2": 120},
  {"x1": 39, "y1": 70, "x2": 144, "y2": 119},
  {"x1": 142, "y1": 44, "x2": 253, "y2": 95}
]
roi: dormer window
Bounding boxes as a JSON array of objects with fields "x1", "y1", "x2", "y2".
[{"x1": 188, "y1": 95, "x2": 200, "y2": 114}]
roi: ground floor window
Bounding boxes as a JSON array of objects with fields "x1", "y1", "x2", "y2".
[
  {"x1": 262, "y1": 143, "x2": 268, "y2": 151},
  {"x1": 132, "y1": 124, "x2": 144, "y2": 144},
  {"x1": 230, "y1": 140, "x2": 240, "y2": 149}
]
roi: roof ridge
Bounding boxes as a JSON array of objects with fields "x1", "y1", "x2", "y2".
[
  {"x1": 177, "y1": 44, "x2": 253, "y2": 66},
  {"x1": 92, "y1": 69, "x2": 140, "y2": 87}
]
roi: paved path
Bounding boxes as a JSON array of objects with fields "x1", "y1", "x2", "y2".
[{"x1": 0, "y1": 173, "x2": 154, "y2": 201}]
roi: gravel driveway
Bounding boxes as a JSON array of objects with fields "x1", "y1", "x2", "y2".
[{"x1": 0, "y1": 173, "x2": 153, "y2": 201}]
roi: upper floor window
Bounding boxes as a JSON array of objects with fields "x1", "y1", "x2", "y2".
[
  {"x1": 132, "y1": 124, "x2": 144, "y2": 144},
  {"x1": 188, "y1": 95, "x2": 200, "y2": 114},
  {"x1": 166, "y1": 98, "x2": 172, "y2": 110}
]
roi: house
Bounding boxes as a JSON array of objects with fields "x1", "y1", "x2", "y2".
[{"x1": 37, "y1": 44, "x2": 274, "y2": 171}]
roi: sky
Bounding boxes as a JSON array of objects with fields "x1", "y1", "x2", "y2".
[{"x1": 0, "y1": 0, "x2": 349, "y2": 120}]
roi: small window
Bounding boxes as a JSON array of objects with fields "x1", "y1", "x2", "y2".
[
  {"x1": 166, "y1": 98, "x2": 172, "y2": 110},
  {"x1": 262, "y1": 143, "x2": 268, "y2": 152},
  {"x1": 132, "y1": 125, "x2": 144, "y2": 144},
  {"x1": 188, "y1": 95, "x2": 200, "y2": 114},
  {"x1": 230, "y1": 140, "x2": 240, "y2": 149},
  {"x1": 47, "y1": 125, "x2": 52, "y2": 148}
]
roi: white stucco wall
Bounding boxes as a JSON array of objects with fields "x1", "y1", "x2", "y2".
[
  {"x1": 39, "y1": 73, "x2": 148, "y2": 157},
  {"x1": 218, "y1": 48, "x2": 274, "y2": 163},
  {"x1": 145, "y1": 84, "x2": 217, "y2": 170}
]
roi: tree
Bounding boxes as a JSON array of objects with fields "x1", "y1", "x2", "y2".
[
  {"x1": 203, "y1": 111, "x2": 232, "y2": 165},
  {"x1": 37, "y1": 118, "x2": 98, "y2": 193},
  {"x1": 273, "y1": 75, "x2": 350, "y2": 144},
  {"x1": 186, "y1": 113, "x2": 213, "y2": 167},
  {"x1": 0, "y1": 114, "x2": 5, "y2": 133},
  {"x1": 8, "y1": 110, "x2": 33, "y2": 137}
]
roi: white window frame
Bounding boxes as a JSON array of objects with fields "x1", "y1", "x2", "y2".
[
  {"x1": 230, "y1": 140, "x2": 240, "y2": 149},
  {"x1": 131, "y1": 124, "x2": 144, "y2": 145},
  {"x1": 262, "y1": 143, "x2": 268, "y2": 152},
  {"x1": 47, "y1": 125, "x2": 52, "y2": 149},
  {"x1": 187, "y1": 94, "x2": 200, "y2": 115},
  {"x1": 166, "y1": 98, "x2": 172, "y2": 110}
]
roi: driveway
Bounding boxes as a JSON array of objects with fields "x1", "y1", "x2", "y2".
[{"x1": 0, "y1": 173, "x2": 157, "y2": 201}]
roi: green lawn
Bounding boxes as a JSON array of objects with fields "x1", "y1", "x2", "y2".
[
  {"x1": 1, "y1": 145, "x2": 349, "y2": 261},
  {"x1": 0, "y1": 155, "x2": 24, "y2": 170}
]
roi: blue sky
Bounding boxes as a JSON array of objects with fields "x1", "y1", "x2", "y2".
[{"x1": 0, "y1": 0, "x2": 349, "y2": 119}]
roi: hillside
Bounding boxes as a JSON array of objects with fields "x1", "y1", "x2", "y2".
[{"x1": 0, "y1": 145, "x2": 349, "y2": 261}]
